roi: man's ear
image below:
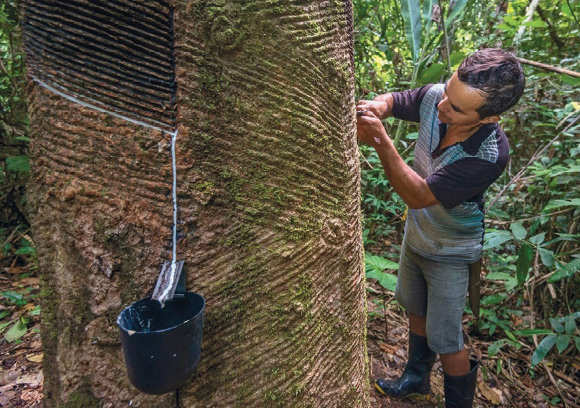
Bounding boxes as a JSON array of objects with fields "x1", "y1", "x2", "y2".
[{"x1": 481, "y1": 115, "x2": 500, "y2": 124}]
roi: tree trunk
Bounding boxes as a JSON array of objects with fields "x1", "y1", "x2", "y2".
[{"x1": 26, "y1": 1, "x2": 369, "y2": 407}]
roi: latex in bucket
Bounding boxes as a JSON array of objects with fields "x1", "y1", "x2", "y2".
[{"x1": 116, "y1": 292, "x2": 205, "y2": 394}]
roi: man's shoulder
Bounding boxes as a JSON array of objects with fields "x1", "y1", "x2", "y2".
[
  {"x1": 418, "y1": 84, "x2": 444, "y2": 121},
  {"x1": 422, "y1": 83, "x2": 445, "y2": 102}
]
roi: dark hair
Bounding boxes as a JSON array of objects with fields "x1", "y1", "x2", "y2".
[{"x1": 457, "y1": 48, "x2": 525, "y2": 118}]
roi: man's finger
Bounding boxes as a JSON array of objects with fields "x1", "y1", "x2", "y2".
[{"x1": 361, "y1": 110, "x2": 377, "y2": 118}]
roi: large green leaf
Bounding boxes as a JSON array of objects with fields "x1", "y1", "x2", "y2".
[
  {"x1": 513, "y1": 328, "x2": 555, "y2": 336},
  {"x1": 542, "y1": 199, "x2": 580, "y2": 212},
  {"x1": 14, "y1": 245, "x2": 35, "y2": 256},
  {"x1": 516, "y1": 244, "x2": 533, "y2": 286},
  {"x1": 562, "y1": 75, "x2": 580, "y2": 85},
  {"x1": 0, "y1": 322, "x2": 11, "y2": 333},
  {"x1": 4, "y1": 318, "x2": 27, "y2": 342},
  {"x1": 539, "y1": 248, "x2": 555, "y2": 268},
  {"x1": 548, "y1": 257, "x2": 580, "y2": 283},
  {"x1": 483, "y1": 232, "x2": 513, "y2": 250},
  {"x1": 531, "y1": 334, "x2": 557, "y2": 367},
  {"x1": 365, "y1": 254, "x2": 399, "y2": 272},
  {"x1": 485, "y1": 272, "x2": 513, "y2": 281},
  {"x1": 549, "y1": 318, "x2": 565, "y2": 334},
  {"x1": 520, "y1": 20, "x2": 548, "y2": 28},
  {"x1": 400, "y1": 0, "x2": 422, "y2": 64},
  {"x1": 529, "y1": 232, "x2": 546, "y2": 246},
  {"x1": 366, "y1": 269, "x2": 398, "y2": 292},
  {"x1": 564, "y1": 314, "x2": 578, "y2": 335},
  {"x1": 365, "y1": 253, "x2": 399, "y2": 292},
  {"x1": 510, "y1": 222, "x2": 527, "y2": 240},
  {"x1": 5, "y1": 156, "x2": 30, "y2": 173},
  {"x1": 419, "y1": 62, "x2": 446, "y2": 84},
  {"x1": 556, "y1": 335, "x2": 570, "y2": 353},
  {"x1": 481, "y1": 294, "x2": 506, "y2": 305},
  {"x1": 445, "y1": 0, "x2": 469, "y2": 28}
]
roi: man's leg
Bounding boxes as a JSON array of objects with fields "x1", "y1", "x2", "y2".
[
  {"x1": 374, "y1": 243, "x2": 435, "y2": 400},
  {"x1": 422, "y1": 258, "x2": 478, "y2": 407},
  {"x1": 439, "y1": 348, "x2": 470, "y2": 376},
  {"x1": 442, "y1": 351, "x2": 479, "y2": 407},
  {"x1": 409, "y1": 313, "x2": 426, "y2": 337}
]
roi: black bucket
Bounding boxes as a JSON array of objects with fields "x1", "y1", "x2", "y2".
[{"x1": 116, "y1": 292, "x2": 205, "y2": 394}]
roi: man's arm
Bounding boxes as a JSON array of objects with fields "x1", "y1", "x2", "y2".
[{"x1": 356, "y1": 111, "x2": 438, "y2": 209}]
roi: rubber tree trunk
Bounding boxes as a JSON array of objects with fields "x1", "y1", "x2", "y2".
[{"x1": 26, "y1": 1, "x2": 369, "y2": 406}]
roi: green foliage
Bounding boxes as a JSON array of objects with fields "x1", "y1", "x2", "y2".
[
  {"x1": 1, "y1": 0, "x2": 29, "y2": 228},
  {"x1": 514, "y1": 312, "x2": 580, "y2": 367},
  {"x1": 549, "y1": 257, "x2": 580, "y2": 283},
  {"x1": 400, "y1": 0, "x2": 422, "y2": 64},
  {"x1": 0, "y1": 284, "x2": 39, "y2": 343},
  {"x1": 365, "y1": 253, "x2": 398, "y2": 291},
  {"x1": 4, "y1": 316, "x2": 28, "y2": 342},
  {"x1": 360, "y1": 145, "x2": 406, "y2": 245},
  {"x1": 356, "y1": 0, "x2": 580, "y2": 375}
]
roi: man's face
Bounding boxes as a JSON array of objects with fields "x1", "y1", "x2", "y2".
[{"x1": 437, "y1": 72, "x2": 488, "y2": 126}]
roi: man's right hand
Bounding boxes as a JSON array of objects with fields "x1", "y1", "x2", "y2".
[{"x1": 356, "y1": 99, "x2": 390, "y2": 120}]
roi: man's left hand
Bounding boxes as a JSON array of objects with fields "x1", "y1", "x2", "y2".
[{"x1": 356, "y1": 110, "x2": 390, "y2": 149}]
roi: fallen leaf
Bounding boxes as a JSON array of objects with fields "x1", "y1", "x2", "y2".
[
  {"x1": 14, "y1": 277, "x2": 39, "y2": 287},
  {"x1": 0, "y1": 370, "x2": 20, "y2": 386},
  {"x1": 379, "y1": 343, "x2": 397, "y2": 354},
  {"x1": 29, "y1": 339, "x2": 42, "y2": 349},
  {"x1": 6, "y1": 267, "x2": 23, "y2": 275},
  {"x1": 478, "y1": 382, "x2": 501, "y2": 405},
  {"x1": 0, "y1": 390, "x2": 17, "y2": 406},
  {"x1": 4, "y1": 319, "x2": 27, "y2": 342},
  {"x1": 21, "y1": 388, "x2": 43, "y2": 402},
  {"x1": 21, "y1": 303, "x2": 36, "y2": 313},
  {"x1": 16, "y1": 371, "x2": 43, "y2": 388},
  {"x1": 26, "y1": 353, "x2": 43, "y2": 363}
]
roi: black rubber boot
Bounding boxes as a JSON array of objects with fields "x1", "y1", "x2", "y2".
[
  {"x1": 374, "y1": 332, "x2": 436, "y2": 400},
  {"x1": 444, "y1": 359, "x2": 479, "y2": 407}
]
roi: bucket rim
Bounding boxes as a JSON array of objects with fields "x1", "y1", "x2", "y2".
[{"x1": 116, "y1": 291, "x2": 205, "y2": 335}]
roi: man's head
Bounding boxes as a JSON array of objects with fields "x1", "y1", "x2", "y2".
[{"x1": 437, "y1": 48, "x2": 525, "y2": 126}]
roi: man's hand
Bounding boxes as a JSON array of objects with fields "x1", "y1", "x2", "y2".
[
  {"x1": 356, "y1": 99, "x2": 390, "y2": 119},
  {"x1": 356, "y1": 110, "x2": 390, "y2": 149}
]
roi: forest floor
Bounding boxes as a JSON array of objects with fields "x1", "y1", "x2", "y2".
[
  {"x1": 0, "y1": 258, "x2": 43, "y2": 408},
  {"x1": 0, "y1": 251, "x2": 576, "y2": 407}
]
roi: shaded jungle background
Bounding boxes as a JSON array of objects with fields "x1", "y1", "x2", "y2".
[{"x1": 1, "y1": 0, "x2": 579, "y2": 406}]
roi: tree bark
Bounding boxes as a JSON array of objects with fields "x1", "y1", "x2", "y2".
[{"x1": 26, "y1": 0, "x2": 369, "y2": 407}]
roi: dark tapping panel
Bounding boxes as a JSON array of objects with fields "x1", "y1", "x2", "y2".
[{"x1": 23, "y1": 0, "x2": 177, "y2": 131}]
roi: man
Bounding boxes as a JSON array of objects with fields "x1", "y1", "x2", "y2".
[{"x1": 356, "y1": 48, "x2": 525, "y2": 407}]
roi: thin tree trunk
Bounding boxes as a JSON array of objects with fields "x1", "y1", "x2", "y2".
[
  {"x1": 26, "y1": 0, "x2": 369, "y2": 407},
  {"x1": 514, "y1": 0, "x2": 541, "y2": 45}
]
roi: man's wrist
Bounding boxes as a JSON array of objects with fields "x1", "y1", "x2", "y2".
[
  {"x1": 372, "y1": 94, "x2": 392, "y2": 119},
  {"x1": 372, "y1": 131, "x2": 394, "y2": 152}
]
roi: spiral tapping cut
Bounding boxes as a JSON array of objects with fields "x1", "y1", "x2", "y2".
[{"x1": 23, "y1": 0, "x2": 186, "y2": 306}]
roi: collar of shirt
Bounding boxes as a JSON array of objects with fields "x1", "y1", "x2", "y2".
[{"x1": 433, "y1": 121, "x2": 498, "y2": 157}]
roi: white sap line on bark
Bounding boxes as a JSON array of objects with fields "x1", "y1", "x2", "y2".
[
  {"x1": 32, "y1": 77, "x2": 175, "y2": 134},
  {"x1": 158, "y1": 130, "x2": 179, "y2": 305},
  {"x1": 33, "y1": 75, "x2": 182, "y2": 306}
]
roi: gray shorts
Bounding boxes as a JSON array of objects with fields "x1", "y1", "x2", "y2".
[{"x1": 395, "y1": 240, "x2": 470, "y2": 354}]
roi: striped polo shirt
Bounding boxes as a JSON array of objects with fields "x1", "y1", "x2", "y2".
[{"x1": 391, "y1": 84, "x2": 509, "y2": 263}]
